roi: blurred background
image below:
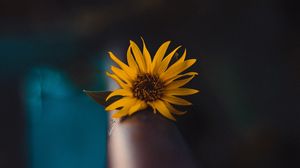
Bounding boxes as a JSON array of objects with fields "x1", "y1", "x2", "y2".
[{"x1": 0, "y1": 0, "x2": 299, "y2": 168}]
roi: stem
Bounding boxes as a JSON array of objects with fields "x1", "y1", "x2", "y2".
[{"x1": 108, "y1": 110, "x2": 197, "y2": 168}]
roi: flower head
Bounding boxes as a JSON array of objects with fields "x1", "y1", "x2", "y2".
[{"x1": 105, "y1": 38, "x2": 198, "y2": 121}]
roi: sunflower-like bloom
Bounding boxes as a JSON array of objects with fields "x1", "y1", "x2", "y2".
[{"x1": 105, "y1": 39, "x2": 198, "y2": 121}]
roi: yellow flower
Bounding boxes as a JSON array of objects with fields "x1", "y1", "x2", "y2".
[{"x1": 105, "y1": 38, "x2": 199, "y2": 121}]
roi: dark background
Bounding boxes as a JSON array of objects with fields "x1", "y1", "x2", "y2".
[{"x1": 1, "y1": 0, "x2": 299, "y2": 168}]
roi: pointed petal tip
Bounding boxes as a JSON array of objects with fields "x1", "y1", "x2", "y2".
[
  {"x1": 129, "y1": 40, "x2": 135, "y2": 44},
  {"x1": 140, "y1": 37, "x2": 147, "y2": 47},
  {"x1": 166, "y1": 115, "x2": 176, "y2": 121},
  {"x1": 163, "y1": 112, "x2": 176, "y2": 121},
  {"x1": 177, "y1": 111, "x2": 188, "y2": 115},
  {"x1": 163, "y1": 40, "x2": 171, "y2": 46},
  {"x1": 190, "y1": 58, "x2": 197, "y2": 62},
  {"x1": 140, "y1": 36, "x2": 145, "y2": 41},
  {"x1": 108, "y1": 52, "x2": 115, "y2": 58}
]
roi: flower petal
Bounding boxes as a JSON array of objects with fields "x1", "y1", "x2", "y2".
[
  {"x1": 160, "y1": 49, "x2": 186, "y2": 74},
  {"x1": 152, "y1": 41, "x2": 171, "y2": 73},
  {"x1": 165, "y1": 72, "x2": 198, "y2": 85},
  {"x1": 126, "y1": 45, "x2": 139, "y2": 73},
  {"x1": 160, "y1": 59, "x2": 196, "y2": 81},
  {"x1": 177, "y1": 49, "x2": 187, "y2": 63},
  {"x1": 112, "y1": 107, "x2": 129, "y2": 118},
  {"x1": 165, "y1": 74, "x2": 196, "y2": 89},
  {"x1": 105, "y1": 97, "x2": 136, "y2": 111},
  {"x1": 108, "y1": 51, "x2": 136, "y2": 79},
  {"x1": 157, "y1": 46, "x2": 181, "y2": 74},
  {"x1": 128, "y1": 100, "x2": 147, "y2": 115},
  {"x1": 106, "y1": 89, "x2": 132, "y2": 101},
  {"x1": 152, "y1": 100, "x2": 176, "y2": 121},
  {"x1": 164, "y1": 101, "x2": 187, "y2": 115},
  {"x1": 141, "y1": 37, "x2": 152, "y2": 73},
  {"x1": 161, "y1": 95, "x2": 192, "y2": 106},
  {"x1": 130, "y1": 40, "x2": 146, "y2": 73},
  {"x1": 140, "y1": 101, "x2": 148, "y2": 110},
  {"x1": 165, "y1": 88, "x2": 199, "y2": 96},
  {"x1": 112, "y1": 99, "x2": 144, "y2": 118},
  {"x1": 111, "y1": 66, "x2": 132, "y2": 85},
  {"x1": 106, "y1": 72, "x2": 130, "y2": 89},
  {"x1": 147, "y1": 102, "x2": 157, "y2": 113}
]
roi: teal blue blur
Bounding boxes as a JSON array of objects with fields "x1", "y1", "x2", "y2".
[
  {"x1": 23, "y1": 67, "x2": 107, "y2": 168},
  {"x1": 0, "y1": 34, "x2": 108, "y2": 168}
]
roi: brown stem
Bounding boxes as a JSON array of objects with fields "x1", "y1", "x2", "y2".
[{"x1": 108, "y1": 109, "x2": 197, "y2": 168}]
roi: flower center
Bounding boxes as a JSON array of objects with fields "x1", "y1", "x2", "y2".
[{"x1": 132, "y1": 73, "x2": 164, "y2": 102}]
